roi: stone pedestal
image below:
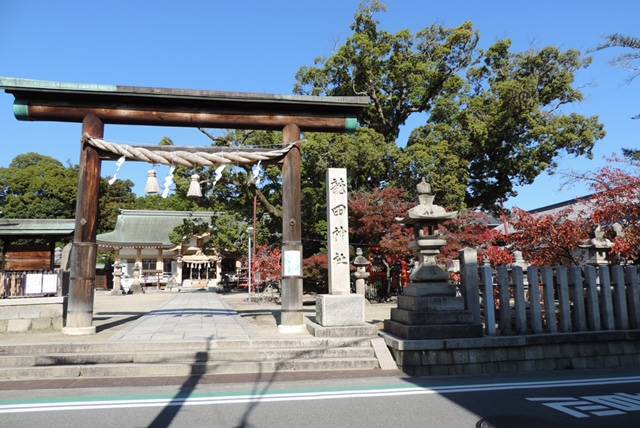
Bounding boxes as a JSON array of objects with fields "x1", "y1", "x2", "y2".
[
  {"x1": 385, "y1": 288, "x2": 482, "y2": 339},
  {"x1": 316, "y1": 294, "x2": 365, "y2": 327}
]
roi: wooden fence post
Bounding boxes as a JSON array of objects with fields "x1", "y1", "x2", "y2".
[
  {"x1": 542, "y1": 267, "x2": 557, "y2": 333},
  {"x1": 569, "y1": 266, "x2": 587, "y2": 331},
  {"x1": 512, "y1": 266, "x2": 527, "y2": 334},
  {"x1": 598, "y1": 265, "x2": 615, "y2": 330},
  {"x1": 497, "y1": 266, "x2": 511, "y2": 335},
  {"x1": 556, "y1": 266, "x2": 572, "y2": 333},
  {"x1": 527, "y1": 267, "x2": 543, "y2": 334},
  {"x1": 611, "y1": 265, "x2": 629, "y2": 330},
  {"x1": 584, "y1": 265, "x2": 602, "y2": 331},
  {"x1": 459, "y1": 247, "x2": 481, "y2": 325},
  {"x1": 481, "y1": 264, "x2": 496, "y2": 336},
  {"x1": 625, "y1": 266, "x2": 640, "y2": 329}
]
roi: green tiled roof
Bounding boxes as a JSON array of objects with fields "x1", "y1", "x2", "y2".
[
  {"x1": 97, "y1": 210, "x2": 217, "y2": 248},
  {"x1": 0, "y1": 218, "x2": 75, "y2": 236}
]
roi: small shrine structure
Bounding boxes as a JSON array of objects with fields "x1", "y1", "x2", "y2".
[
  {"x1": 0, "y1": 219, "x2": 74, "y2": 271},
  {"x1": 97, "y1": 210, "x2": 222, "y2": 293}
]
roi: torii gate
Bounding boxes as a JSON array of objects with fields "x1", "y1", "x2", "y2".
[{"x1": 0, "y1": 77, "x2": 369, "y2": 335}]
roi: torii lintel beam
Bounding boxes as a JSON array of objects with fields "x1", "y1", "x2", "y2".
[{"x1": 0, "y1": 77, "x2": 370, "y2": 133}]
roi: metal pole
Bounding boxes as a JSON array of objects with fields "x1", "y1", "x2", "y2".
[
  {"x1": 247, "y1": 226, "x2": 253, "y2": 298},
  {"x1": 253, "y1": 195, "x2": 257, "y2": 289}
]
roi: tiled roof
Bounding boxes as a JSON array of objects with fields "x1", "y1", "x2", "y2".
[
  {"x1": 97, "y1": 210, "x2": 217, "y2": 248},
  {"x1": 0, "y1": 218, "x2": 75, "y2": 236}
]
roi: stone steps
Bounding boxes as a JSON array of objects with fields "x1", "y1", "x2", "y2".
[
  {"x1": 0, "y1": 358, "x2": 381, "y2": 380},
  {"x1": 0, "y1": 337, "x2": 373, "y2": 355},
  {"x1": 0, "y1": 338, "x2": 380, "y2": 380},
  {"x1": 0, "y1": 347, "x2": 375, "y2": 367}
]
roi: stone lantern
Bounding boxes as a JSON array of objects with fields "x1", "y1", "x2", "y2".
[
  {"x1": 384, "y1": 178, "x2": 482, "y2": 339},
  {"x1": 352, "y1": 248, "x2": 370, "y2": 296},
  {"x1": 578, "y1": 225, "x2": 613, "y2": 266}
]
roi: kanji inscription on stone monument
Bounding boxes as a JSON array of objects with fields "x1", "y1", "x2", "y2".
[{"x1": 326, "y1": 168, "x2": 350, "y2": 294}]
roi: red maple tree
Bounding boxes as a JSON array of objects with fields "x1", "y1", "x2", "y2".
[
  {"x1": 504, "y1": 208, "x2": 592, "y2": 266},
  {"x1": 589, "y1": 166, "x2": 640, "y2": 262},
  {"x1": 348, "y1": 187, "x2": 413, "y2": 259},
  {"x1": 253, "y1": 244, "x2": 281, "y2": 285},
  {"x1": 439, "y1": 211, "x2": 501, "y2": 263}
]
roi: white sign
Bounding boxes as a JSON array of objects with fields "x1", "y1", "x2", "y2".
[
  {"x1": 25, "y1": 273, "x2": 43, "y2": 294},
  {"x1": 326, "y1": 168, "x2": 350, "y2": 295},
  {"x1": 283, "y1": 250, "x2": 301, "y2": 277},
  {"x1": 42, "y1": 274, "x2": 58, "y2": 294}
]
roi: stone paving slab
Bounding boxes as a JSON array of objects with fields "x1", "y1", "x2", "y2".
[{"x1": 111, "y1": 291, "x2": 252, "y2": 342}]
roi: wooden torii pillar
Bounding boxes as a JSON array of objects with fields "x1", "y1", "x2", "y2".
[
  {"x1": 0, "y1": 77, "x2": 369, "y2": 335},
  {"x1": 65, "y1": 114, "x2": 103, "y2": 334}
]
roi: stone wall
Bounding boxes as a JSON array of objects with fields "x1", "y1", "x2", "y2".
[
  {"x1": 381, "y1": 330, "x2": 640, "y2": 376},
  {"x1": 0, "y1": 297, "x2": 65, "y2": 333}
]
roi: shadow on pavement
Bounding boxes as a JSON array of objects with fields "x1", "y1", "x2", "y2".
[
  {"x1": 148, "y1": 338, "x2": 211, "y2": 428},
  {"x1": 94, "y1": 313, "x2": 144, "y2": 333},
  {"x1": 143, "y1": 331, "x2": 374, "y2": 427}
]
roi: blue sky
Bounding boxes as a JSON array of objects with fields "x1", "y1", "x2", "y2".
[{"x1": 0, "y1": 0, "x2": 638, "y2": 210}]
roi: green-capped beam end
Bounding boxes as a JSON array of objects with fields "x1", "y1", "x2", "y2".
[
  {"x1": 13, "y1": 102, "x2": 29, "y2": 120},
  {"x1": 345, "y1": 117, "x2": 359, "y2": 133}
]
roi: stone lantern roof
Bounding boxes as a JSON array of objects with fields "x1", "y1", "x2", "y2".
[
  {"x1": 396, "y1": 178, "x2": 457, "y2": 226},
  {"x1": 352, "y1": 248, "x2": 370, "y2": 267}
]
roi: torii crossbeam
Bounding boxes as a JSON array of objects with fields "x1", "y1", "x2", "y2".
[{"x1": 0, "y1": 77, "x2": 369, "y2": 335}]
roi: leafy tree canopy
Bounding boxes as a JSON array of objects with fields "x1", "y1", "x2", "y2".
[
  {"x1": 0, "y1": 152, "x2": 135, "y2": 233},
  {"x1": 295, "y1": 2, "x2": 605, "y2": 211}
]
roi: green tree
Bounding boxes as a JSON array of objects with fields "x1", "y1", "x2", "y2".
[
  {"x1": 295, "y1": 3, "x2": 605, "y2": 211},
  {"x1": 0, "y1": 153, "x2": 136, "y2": 232},
  {"x1": 0, "y1": 153, "x2": 78, "y2": 219},
  {"x1": 98, "y1": 178, "x2": 136, "y2": 233},
  {"x1": 301, "y1": 128, "x2": 402, "y2": 249},
  {"x1": 208, "y1": 212, "x2": 249, "y2": 258},
  {"x1": 408, "y1": 41, "x2": 605, "y2": 210},
  {"x1": 294, "y1": 1, "x2": 478, "y2": 143},
  {"x1": 169, "y1": 213, "x2": 249, "y2": 258}
]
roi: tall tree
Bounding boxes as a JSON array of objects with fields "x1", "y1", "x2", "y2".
[
  {"x1": 295, "y1": 2, "x2": 605, "y2": 211},
  {"x1": 295, "y1": 1, "x2": 478, "y2": 143},
  {"x1": 0, "y1": 153, "x2": 78, "y2": 219},
  {"x1": 409, "y1": 41, "x2": 605, "y2": 210}
]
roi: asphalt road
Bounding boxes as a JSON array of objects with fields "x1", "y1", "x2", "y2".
[{"x1": 1, "y1": 370, "x2": 639, "y2": 427}]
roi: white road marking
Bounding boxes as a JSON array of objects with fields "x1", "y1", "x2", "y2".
[
  {"x1": 1, "y1": 375, "x2": 639, "y2": 414},
  {"x1": 527, "y1": 392, "x2": 640, "y2": 418}
]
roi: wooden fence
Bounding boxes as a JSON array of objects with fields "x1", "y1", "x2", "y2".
[
  {"x1": 0, "y1": 271, "x2": 62, "y2": 299},
  {"x1": 459, "y1": 249, "x2": 640, "y2": 336}
]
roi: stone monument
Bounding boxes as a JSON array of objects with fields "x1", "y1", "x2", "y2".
[
  {"x1": 314, "y1": 168, "x2": 366, "y2": 328},
  {"x1": 384, "y1": 178, "x2": 482, "y2": 339}
]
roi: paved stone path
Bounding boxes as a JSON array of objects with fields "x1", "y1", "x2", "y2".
[{"x1": 111, "y1": 291, "x2": 252, "y2": 342}]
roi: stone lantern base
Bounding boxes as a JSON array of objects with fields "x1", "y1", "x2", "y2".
[{"x1": 384, "y1": 294, "x2": 482, "y2": 340}]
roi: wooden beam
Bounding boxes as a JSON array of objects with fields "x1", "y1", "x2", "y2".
[
  {"x1": 20, "y1": 104, "x2": 359, "y2": 133},
  {"x1": 64, "y1": 114, "x2": 103, "y2": 335}
]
